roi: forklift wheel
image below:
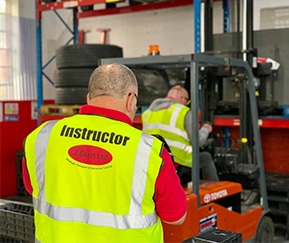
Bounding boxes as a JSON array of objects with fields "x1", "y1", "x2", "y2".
[{"x1": 256, "y1": 216, "x2": 274, "y2": 243}]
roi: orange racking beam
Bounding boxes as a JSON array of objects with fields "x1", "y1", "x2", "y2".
[
  {"x1": 37, "y1": 0, "x2": 124, "y2": 12},
  {"x1": 214, "y1": 116, "x2": 289, "y2": 129},
  {"x1": 79, "y1": 0, "x2": 194, "y2": 18},
  {"x1": 77, "y1": 0, "x2": 222, "y2": 18},
  {"x1": 37, "y1": 0, "x2": 222, "y2": 18}
]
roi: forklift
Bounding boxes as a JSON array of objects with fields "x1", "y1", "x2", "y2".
[{"x1": 100, "y1": 53, "x2": 275, "y2": 243}]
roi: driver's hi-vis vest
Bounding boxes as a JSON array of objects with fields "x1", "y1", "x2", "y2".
[
  {"x1": 24, "y1": 114, "x2": 164, "y2": 243},
  {"x1": 142, "y1": 103, "x2": 192, "y2": 168}
]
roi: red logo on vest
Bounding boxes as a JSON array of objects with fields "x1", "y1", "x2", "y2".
[{"x1": 68, "y1": 145, "x2": 112, "y2": 165}]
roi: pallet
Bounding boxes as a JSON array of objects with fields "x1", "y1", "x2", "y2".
[{"x1": 40, "y1": 105, "x2": 81, "y2": 116}]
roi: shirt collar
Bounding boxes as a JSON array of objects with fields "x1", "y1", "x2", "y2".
[{"x1": 79, "y1": 105, "x2": 133, "y2": 126}]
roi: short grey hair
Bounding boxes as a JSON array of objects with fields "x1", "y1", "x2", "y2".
[{"x1": 88, "y1": 63, "x2": 138, "y2": 99}]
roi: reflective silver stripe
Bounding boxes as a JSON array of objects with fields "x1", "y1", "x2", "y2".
[
  {"x1": 35, "y1": 237, "x2": 41, "y2": 243},
  {"x1": 33, "y1": 198, "x2": 157, "y2": 229},
  {"x1": 166, "y1": 139, "x2": 193, "y2": 153},
  {"x1": 129, "y1": 132, "x2": 153, "y2": 215},
  {"x1": 142, "y1": 123, "x2": 188, "y2": 140},
  {"x1": 35, "y1": 120, "x2": 59, "y2": 200},
  {"x1": 33, "y1": 124, "x2": 158, "y2": 229},
  {"x1": 170, "y1": 104, "x2": 183, "y2": 127}
]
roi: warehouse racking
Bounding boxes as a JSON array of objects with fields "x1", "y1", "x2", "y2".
[
  {"x1": 35, "y1": 0, "x2": 229, "y2": 111},
  {"x1": 36, "y1": 0, "x2": 289, "y2": 171}
]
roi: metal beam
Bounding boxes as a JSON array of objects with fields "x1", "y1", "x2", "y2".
[
  {"x1": 78, "y1": 0, "x2": 222, "y2": 18},
  {"x1": 37, "y1": 0, "x2": 124, "y2": 12}
]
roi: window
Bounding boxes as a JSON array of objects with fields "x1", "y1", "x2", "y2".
[
  {"x1": 0, "y1": 0, "x2": 12, "y2": 100},
  {"x1": 0, "y1": 0, "x2": 6, "y2": 13}
]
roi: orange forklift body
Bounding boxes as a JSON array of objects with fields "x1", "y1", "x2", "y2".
[{"x1": 162, "y1": 181, "x2": 263, "y2": 242}]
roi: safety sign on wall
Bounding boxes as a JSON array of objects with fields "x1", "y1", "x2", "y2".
[{"x1": 4, "y1": 103, "x2": 19, "y2": 121}]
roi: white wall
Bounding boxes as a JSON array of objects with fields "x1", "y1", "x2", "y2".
[
  {"x1": 73, "y1": 0, "x2": 289, "y2": 57},
  {"x1": 19, "y1": 0, "x2": 289, "y2": 99},
  {"x1": 254, "y1": 0, "x2": 289, "y2": 30},
  {"x1": 80, "y1": 6, "x2": 196, "y2": 57}
]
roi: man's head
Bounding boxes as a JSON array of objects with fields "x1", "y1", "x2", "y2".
[
  {"x1": 87, "y1": 63, "x2": 138, "y2": 121},
  {"x1": 167, "y1": 85, "x2": 190, "y2": 106}
]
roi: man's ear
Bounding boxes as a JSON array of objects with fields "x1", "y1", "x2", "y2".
[
  {"x1": 86, "y1": 93, "x2": 90, "y2": 104},
  {"x1": 126, "y1": 94, "x2": 134, "y2": 113}
]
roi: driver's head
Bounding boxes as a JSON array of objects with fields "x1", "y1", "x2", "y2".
[{"x1": 167, "y1": 85, "x2": 190, "y2": 106}]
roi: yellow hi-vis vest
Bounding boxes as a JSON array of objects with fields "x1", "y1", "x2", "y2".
[
  {"x1": 24, "y1": 114, "x2": 164, "y2": 243},
  {"x1": 142, "y1": 103, "x2": 192, "y2": 167}
]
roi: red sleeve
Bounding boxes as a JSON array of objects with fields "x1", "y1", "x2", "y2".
[
  {"x1": 154, "y1": 148, "x2": 187, "y2": 222},
  {"x1": 22, "y1": 157, "x2": 33, "y2": 195}
]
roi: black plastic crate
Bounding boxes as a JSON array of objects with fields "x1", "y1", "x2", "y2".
[
  {"x1": 192, "y1": 228, "x2": 242, "y2": 243},
  {"x1": 0, "y1": 236, "x2": 21, "y2": 243},
  {"x1": 0, "y1": 200, "x2": 34, "y2": 243}
]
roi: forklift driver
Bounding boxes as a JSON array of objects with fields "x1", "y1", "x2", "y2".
[{"x1": 142, "y1": 85, "x2": 219, "y2": 185}]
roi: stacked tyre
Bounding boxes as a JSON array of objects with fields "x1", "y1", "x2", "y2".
[{"x1": 54, "y1": 44, "x2": 123, "y2": 105}]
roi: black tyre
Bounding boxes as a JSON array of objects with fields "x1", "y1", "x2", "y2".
[
  {"x1": 132, "y1": 68, "x2": 170, "y2": 106},
  {"x1": 55, "y1": 87, "x2": 87, "y2": 105},
  {"x1": 256, "y1": 216, "x2": 274, "y2": 243},
  {"x1": 55, "y1": 44, "x2": 123, "y2": 69},
  {"x1": 53, "y1": 68, "x2": 94, "y2": 88}
]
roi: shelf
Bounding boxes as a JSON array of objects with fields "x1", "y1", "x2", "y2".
[
  {"x1": 37, "y1": 0, "x2": 223, "y2": 18},
  {"x1": 78, "y1": 0, "x2": 194, "y2": 18},
  {"x1": 37, "y1": 0, "x2": 123, "y2": 12},
  {"x1": 133, "y1": 115, "x2": 289, "y2": 129},
  {"x1": 214, "y1": 116, "x2": 289, "y2": 129}
]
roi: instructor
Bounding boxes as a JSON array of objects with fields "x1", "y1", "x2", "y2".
[{"x1": 23, "y1": 63, "x2": 187, "y2": 243}]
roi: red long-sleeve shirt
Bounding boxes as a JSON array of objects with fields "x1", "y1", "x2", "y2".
[{"x1": 23, "y1": 105, "x2": 187, "y2": 223}]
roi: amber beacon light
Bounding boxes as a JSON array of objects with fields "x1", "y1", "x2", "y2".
[{"x1": 148, "y1": 45, "x2": 160, "y2": 55}]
